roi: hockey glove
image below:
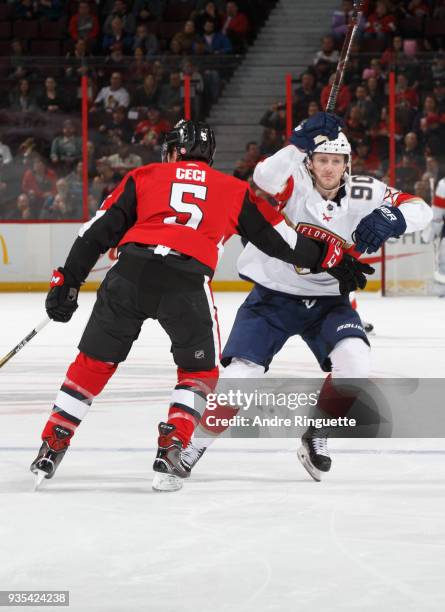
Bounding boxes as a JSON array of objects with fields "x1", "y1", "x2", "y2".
[
  {"x1": 353, "y1": 206, "x2": 407, "y2": 254},
  {"x1": 289, "y1": 112, "x2": 344, "y2": 154},
  {"x1": 327, "y1": 255, "x2": 375, "y2": 295},
  {"x1": 45, "y1": 267, "x2": 80, "y2": 323}
]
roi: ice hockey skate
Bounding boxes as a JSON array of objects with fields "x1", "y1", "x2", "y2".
[
  {"x1": 30, "y1": 442, "x2": 68, "y2": 490},
  {"x1": 363, "y1": 321, "x2": 374, "y2": 334},
  {"x1": 297, "y1": 427, "x2": 332, "y2": 482},
  {"x1": 180, "y1": 440, "x2": 207, "y2": 474},
  {"x1": 152, "y1": 422, "x2": 191, "y2": 492}
]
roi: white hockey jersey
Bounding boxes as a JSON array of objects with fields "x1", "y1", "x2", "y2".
[{"x1": 238, "y1": 146, "x2": 432, "y2": 296}]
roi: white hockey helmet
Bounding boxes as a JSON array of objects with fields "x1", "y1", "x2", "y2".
[{"x1": 312, "y1": 131, "x2": 351, "y2": 156}]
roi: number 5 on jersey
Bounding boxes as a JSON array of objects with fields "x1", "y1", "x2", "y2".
[{"x1": 165, "y1": 182, "x2": 207, "y2": 230}]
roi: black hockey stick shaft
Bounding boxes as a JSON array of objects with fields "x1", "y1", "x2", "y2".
[
  {"x1": 326, "y1": 0, "x2": 364, "y2": 113},
  {"x1": 0, "y1": 317, "x2": 50, "y2": 369}
]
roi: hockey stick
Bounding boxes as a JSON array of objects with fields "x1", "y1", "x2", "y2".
[
  {"x1": 326, "y1": 0, "x2": 364, "y2": 113},
  {"x1": 0, "y1": 316, "x2": 50, "y2": 369}
]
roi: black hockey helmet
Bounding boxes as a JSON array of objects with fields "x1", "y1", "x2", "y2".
[{"x1": 161, "y1": 119, "x2": 216, "y2": 166}]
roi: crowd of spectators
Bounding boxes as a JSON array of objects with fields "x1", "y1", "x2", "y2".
[
  {"x1": 0, "y1": 0, "x2": 277, "y2": 219},
  {"x1": 235, "y1": 0, "x2": 445, "y2": 205}
]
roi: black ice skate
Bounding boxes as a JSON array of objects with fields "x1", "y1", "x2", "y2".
[
  {"x1": 152, "y1": 422, "x2": 190, "y2": 492},
  {"x1": 30, "y1": 442, "x2": 67, "y2": 490},
  {"x1": 364, "y1": 321, "x2": 375, "y2": 334},
  {"x1": 297, "y1": 426, "x2": 332, "y2": 482},
  {"x1": 180, "y1": 440, "x2": 207, "y2": 474}
]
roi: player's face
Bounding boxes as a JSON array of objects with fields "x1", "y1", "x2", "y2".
[{"x1": 310, "y1": 153, "x2": 346, "y2": 190}]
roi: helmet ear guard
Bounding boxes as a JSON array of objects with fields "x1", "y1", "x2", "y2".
[{"x1": 161, "y1": 119, "x2": 216, "y2": 166}]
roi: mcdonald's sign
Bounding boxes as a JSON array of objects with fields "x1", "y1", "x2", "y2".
[{"x1": 0, "y1": 234, "x2": 9, "y2": 264}]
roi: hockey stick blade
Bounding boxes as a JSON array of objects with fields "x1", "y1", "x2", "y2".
[{"x1": 0, "y1": 316, "x2": 50, "y2": 370}]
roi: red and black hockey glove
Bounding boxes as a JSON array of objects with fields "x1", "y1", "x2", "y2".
[
  {"x1": 327, "y1": 255, "x2": 375, "y2": 295},
  {"x1": 311, "y1": 243, "x2": 375, "y2": 295},
  {"x1": 45, "y1": 267, "x2": 80, "y2": 323}
]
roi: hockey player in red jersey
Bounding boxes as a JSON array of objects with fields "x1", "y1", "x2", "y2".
[{"x1": 30, "y1": 118, "x2": 374, "y2": 492}]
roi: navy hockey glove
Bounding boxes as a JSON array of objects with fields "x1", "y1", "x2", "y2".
[
  {"x1": 353, "y1": 206, "x2": 407, "y2": 254},
  {"x1": 45, "y1": 267, "x2": 80, "y2": 323},
  {"x1": 289, "y1": 112, "x2": 344, "y2": 153},
  {"x1": 327, "y1": 255, "x2": 375, "y2": 295}
]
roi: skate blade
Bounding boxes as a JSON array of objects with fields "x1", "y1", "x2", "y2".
[
  {"x1": 297, "y1": 447, "x2": 322, "y2": 482},
  {"x1": 33, "y1": 469, "x2": 48, "y2": 491},
  {"x1": 152, "y1": 472, "x2": 183, "y2": 492}
]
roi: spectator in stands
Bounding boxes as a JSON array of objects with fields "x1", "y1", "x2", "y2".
[
  {"x1": 134, "y1": 106, "x2": 171, "y2": 140},
  {"x1": 405, "y1": 0, "x2": 430, "y2": 18},
  {"x1": 99, "y1": 106, "x2": 133, "y2": 143},
  {"x1": 14, "y1": 193, "x2": 32, "y2": 220},
  {"x1": 172, "y1": 20, "x2": 199, "y2": 55},
  {"x1": 9, "y1": 39, "x2": 28, "y2": 81},
  {"x1": 132, "y1": 74, "x2": 160, "y2": 109},
  {"x1": 412, "y1": 95, "x2": 439, "y2": 133},
  {"x1": 353, "y1": 84, "x2": 379, "y2": 128},
  {"x1": 433, "y1": 0, "x2": 445, "y2": 19},
  {"x1": 65, "y1": 38, "x2": 92, "y2": 81},
  {"x1": 16, "y1": 137, "x2": 38, "y2": 169},
  {"x1": 418, "y1": 114, "x2": 445, "y2": 157},
  {"x1": 433, "y1": 80, "x2": 445, "y2": 114},
  {"x1": 331, "y1": 0, "x2": 364, "y2": 40},
  {"x1": 195, "y1": 2, "x2": 223, "y2": 35},
  {"x1": 50, "y1": 119, "x2": 82, "y2": 169},
  {"x1": 38, "y1": 76, "x2": 65, "y2": 113},
  {"x1": 92, "y1": 72, "x2": 130, "y2": 112},
  {"x1": 321, "y1": 72, "x2": 351, "y2": 116},
  {"x1": 106, "y1": 143, "x2": 142, "y2": 176},
  {"x1": 381, "y1": 36, "x2": 421, "y2": 83},
  {"x1": 398, "y1": 131, "x2": 424, "y2": 172},
  {"x1": 197, "y1": 19, "x2": 232, "y2": 54},
  {"x1": 9, "y1": 78, "x2": 39, "y2": 112},
  {"x1": 132, "y1": 129, "x2": 161, "y2": 164},
  {"x1": 132, "y1": 0, "x2": 166, "y2": 22},
  {"x1": 307, "y1": 100, "x2": 321, "y2": 117},
  {"x1": 14, "y1": 0, "x2": 38, "y2": 20},
  {"x1": 234, "y1": 141, "x2": 261, "y2": 180},
  {"x1": 104, "y1": 0, "x2": 136, "y2": 35},
  {"x1": 22, "y1": 155, "x2": 57, "y2": 211},
  {"x1": 395, "y1": 72, "x2": 419, "y2": 110},
  {"x1": 351, "y1": 138, "x2": 382, "y2": 176},
  {"x1": 68, "y1": 1, "x2": 100, "y2": 44},
  {"x1": 222, "y1": 1, "x2": 250, "y2": 53},
  {"x1": 36, "y1": 0, "x2": 63, "y2": 20},
  {"x1": 362, "y1": 58, "x2": 387, "y2": 91},
  {"x1": 64, "y1": 161, "x2": 84, "y2": 217},
  {"x1": 127, "y1": 47, "x2": 152, "y2": 82},
  {"x1": 364, "y1": 0, "x2": 397, "y2": 41},
  {"x1": 195, "y1": 0, "x2": 225, "y2": 10},
  {"x1": 158, "y1": 72, "x2": 183, "y2": 122},
  {"x1": 366, "y1": 75, "x2": 386, "y2": 109},
  {"x1": 313, "y1": 35, "x2": 339, "y2": 66},
  {"x1": 293, "y1": 71, "x2": 320, "y2": 123},
  {"x1": 260, "y1": 103, "x2": 286, "y2": 134},
  {"x1": 260, "y1": 128, "x2": 283, "y2": 156},
  {"x1": 432, "y1": 55, "x2": 445, "y2": 85},
  {"x1": 103, "y1": 16, "x2": 134, "y2": 54},
  {"x1": 0, "y1": 135, "x2": 13, "y2": 166},
  {"x1": 91, "y1": 158, "x2": 119, "y2": 201},
  {"x1": 344, "y1": 104, "x2": 368, "y2": 144},
  {"x1": 132, "y1": 23, "x2": 159, "y2": 57},
  {"x1": 395, "y1": 154, "x2": 420, "y2": 192},
  {"x1": 40, "y1": 178, "x2": 70, "y2": 220}
]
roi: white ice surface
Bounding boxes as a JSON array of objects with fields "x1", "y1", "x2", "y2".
[{"x1": 1, "y1": 292, "x2": 445, "y2": 612}]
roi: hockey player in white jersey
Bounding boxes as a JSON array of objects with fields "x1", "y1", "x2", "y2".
[
  {"x1": 182, "y1": 112, "x2": 433, "y2": 481},
  {"x1": 429, "y1": 177, "x2": 445, "y2": 286}
]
